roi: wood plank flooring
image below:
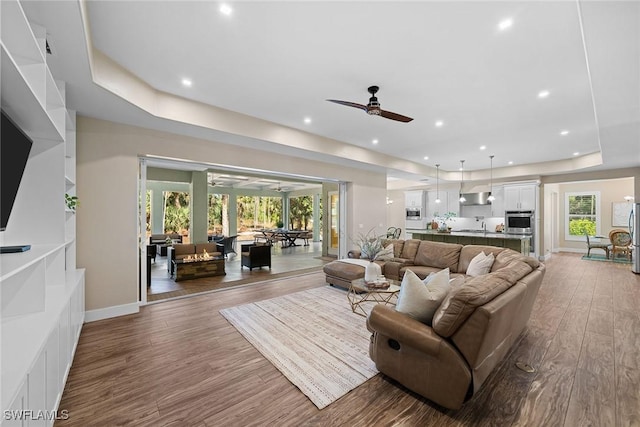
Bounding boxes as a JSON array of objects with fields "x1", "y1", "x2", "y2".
[{"x1": 56, "y1": 253, "x2": 640, "y2": 426}]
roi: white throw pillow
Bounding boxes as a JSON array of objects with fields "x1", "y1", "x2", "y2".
[
  {"x1": 466, "y1": 251, "x2": 495, "y2": 277},
  {"x1": 375, "y1": 244, "x2": 394, "y2": 261},
  {"x1": 395, "y1": 269, "x2": 451, "y2": 325}
]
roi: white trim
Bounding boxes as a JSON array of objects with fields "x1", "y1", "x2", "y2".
[
  {"x1": 84, "y1": 302, "x2": 140, "y2": 322},
  {"x1": 558, "y1": 247, "x2": 588, "y2": 254}
]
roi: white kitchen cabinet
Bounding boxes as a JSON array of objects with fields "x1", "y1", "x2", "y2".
[
  {"x1": 405, "y1": 190, "x2": 426, "y2": 208},
  {"x1": 504, "y1": 184, "x2": 536, "y2": 211},
  {"x1": 490, "y1": 185, "x2": 505, "y2": 218}
]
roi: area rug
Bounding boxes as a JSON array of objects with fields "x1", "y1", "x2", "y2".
[
  {"x1": 581, "y1": 254, "x2": 632, "y2": 264},
  {"x1": 219, "y1": 286, "x2": 378, "y2": 409}
]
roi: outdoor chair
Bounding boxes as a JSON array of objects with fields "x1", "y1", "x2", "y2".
[
  {"x1": 609, "y1": 229, "x2": 633, "y2": 260},
  {"x1": 585, "y1": 232, "x2": 610, "y2": 259},
  {"x1": 241, "y1": 244, "x2": 272, "y2": 270},
  {"x1": 217, "y1": 235, "x2": 238, "y2": 258}
]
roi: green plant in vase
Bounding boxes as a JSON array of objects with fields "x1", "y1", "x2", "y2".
[{"x1": 434, "y1": 211, "x2": 457, "y2": 231}]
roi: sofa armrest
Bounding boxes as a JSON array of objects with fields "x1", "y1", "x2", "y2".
[
  {"x1": 367, "y1": 305, "x2": 443, "y2": 357},
  {"x1": 348, "y1": 249, "x2": 362, "y2": 259},
  {"x1": 382, "y1": 260, "x2": 412, "y2": 281}
]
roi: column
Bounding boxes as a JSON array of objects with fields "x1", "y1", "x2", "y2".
[
  {"x1": 312, "y1": 192, "x2": 320, "y2": 242},
  {"x1": 190, "y1": 171, "x2": 208, "y2": 243}
]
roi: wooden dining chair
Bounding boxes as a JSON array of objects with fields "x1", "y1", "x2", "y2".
[{"x1": 609, "y1": 229, "x2": 633, "y2": 260}]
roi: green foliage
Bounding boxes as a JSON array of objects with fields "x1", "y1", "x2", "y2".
[
  {"x1": 289, "y1": 195, "x2": 313, "y2": 230},
  {"x1": 569, "y1": 218, "x2": 596, "y2": 236},
  {"x1": 65, "y1": 193, "x2": 79, "y2": 211},
  {"x1": 163, "y1": 191, "x2": 190, "y2": 233},
  {"x1": 353, "y1": 228, "x2": 385, "y2": 261},
  {"x1": 236, "y1": 196, "x2": 282, "y2": 231}
]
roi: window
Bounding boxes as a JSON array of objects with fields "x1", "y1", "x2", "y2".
[{"x1": 565, "y1": 191, "x2": 600, "y2": 240}]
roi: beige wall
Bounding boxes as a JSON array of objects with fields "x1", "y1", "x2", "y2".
[
  {"x1": 541, "y1": 177, "x2": 634, "y2": 254},
  {"x1": 77, "y1": 117, "x2": 387, "y2": 312}
]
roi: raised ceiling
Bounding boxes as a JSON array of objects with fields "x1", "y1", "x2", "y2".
[{"x1": 23, "y1": 1, "x2": 640, "y2": 184}]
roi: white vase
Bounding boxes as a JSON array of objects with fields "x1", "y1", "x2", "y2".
[{"x1": 364, "y1": 261, "x2": 382, "y2": 283}]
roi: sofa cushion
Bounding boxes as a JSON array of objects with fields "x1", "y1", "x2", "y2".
[
  {"x1": 432, "y1": 268, "x2": 525, "y2": 337},
  {"x1": 401, "y1": 265, "x2": 444, "y2": 280},
  {"x1": 173, "y1": 243, "x2": 195, "y2": 256},
  {"x1": 432, "y1": 275, "x2": 466, "y2": 327},
  {"x1": 396, "y1": 269, "x2": 451, "y2": 325},
  {"x1": 458, "y1": 245, "x2": 505, "y2": 274},
  {"x1": 414, "y1": 241, "x2": 463, "y2": 272},
  {"x1": 466, "y1": 252, "x2": 495, "y2": 277},
  {"x1": 491, "y1": 249, "x2": 540, "y2": 272},
  {"x1": 400, "y1": 239, "x2": 422, "y2": 260},
  {"x1": 382, "y1": 239, "x2": 405, "y2": 258}
]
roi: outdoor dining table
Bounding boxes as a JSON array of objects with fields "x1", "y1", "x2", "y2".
[{"x1": 258, "y1": 229, "x2": 306, "y2": 248}]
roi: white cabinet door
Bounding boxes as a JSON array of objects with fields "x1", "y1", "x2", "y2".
[
  {"x1": 504, "y1": 186, "x2": 522, "y2": 210},
  {"x1": 519, "y1": 185, "x2": 536, "y2": 210},
  {"x1": 504, "y1": 184, "x2": 536, "y2": 211}
]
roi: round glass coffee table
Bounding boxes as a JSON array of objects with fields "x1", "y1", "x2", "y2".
[{"x1": 347, "y1": 278, "x2": 401, "y2": 317}]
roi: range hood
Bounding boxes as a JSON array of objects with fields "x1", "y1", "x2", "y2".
[{"x1": 459, "y1": 192, "x2": 492, "y2": 206}]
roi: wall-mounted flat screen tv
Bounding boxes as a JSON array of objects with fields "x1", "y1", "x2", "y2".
[{"x1": 1, "y1": 110, "x2": 33, "y2": 231}]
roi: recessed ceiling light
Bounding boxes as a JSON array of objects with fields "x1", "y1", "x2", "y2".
[
  {"x1": 560, "y1": 130, "x2": 569, "y2": 136},
  {"x1": 372, "y1": 139, "x2": 379, "y2": 145},
  {"x1": 479, "y1": 145, "x2": 486, "y2": 150},
  {"x1": 303, "y1": 117, "x2": 312, "y2": 124},
  {"x1": 538, "y1": 90, "x2": 550, "y2": 98},
  {"x1": 435, "y1": 120, "x2": 444, "y2": 127},
  {"x1": 573, "y1": 152, "x2": 580, "y2": 156},
  {"x1": 219, "y1": 4, "x2": 233, "y2": 16},
  {"x1": 423, "y1": 156, "x2": 429, "y2": 160},
  {"x1": 181, "y1": 78, "x2": 192, "y2": 87},
  {"x1": 508, "y1": 161, "x2": 514, "y2": 165},
  {"x1": 498, "y1": 18, "x2": 513, "y2": 31}
]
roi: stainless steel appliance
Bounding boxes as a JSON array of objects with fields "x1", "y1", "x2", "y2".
[
  {"x1": 459, "y1": 192, "x2": 492, "y2": 206},
  {"x1": 631, "y1": 202, "x2": 639, "y2": 274},
  {"x1": 406, "y1": 207, "x2": 422, "y2": 220},
  {"x1": 505, "y1": 210, "x2": 534, "y2": 234}
]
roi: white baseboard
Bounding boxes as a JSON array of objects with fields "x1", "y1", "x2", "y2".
[
  {"x1": 84, "y1": 302, "x2": 140, "y2": 322},
  {"x1": 558, "y1": 247, "x2": 587, "y2": 254}
]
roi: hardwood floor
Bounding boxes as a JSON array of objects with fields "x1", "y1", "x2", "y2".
[{"x1": 57, "y1": 253, "x2": 640, "y2": 426}]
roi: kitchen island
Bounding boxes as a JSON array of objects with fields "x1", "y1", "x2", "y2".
[{"x1": 407, "y1": 229, "x2": 531, "y2": 255}]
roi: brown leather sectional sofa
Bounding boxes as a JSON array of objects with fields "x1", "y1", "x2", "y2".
[{"x1": 323, "y1": 239, "x2": 545, "y2": 410}]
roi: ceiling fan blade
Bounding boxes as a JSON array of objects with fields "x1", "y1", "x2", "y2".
[
  {"x1": 326, "y1": 99, "x2": 368, "y2": 111},
  {"x1": 380, "y1": 109, "x2": 414, "y2": 123}
]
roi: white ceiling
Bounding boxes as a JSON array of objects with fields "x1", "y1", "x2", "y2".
[{"x1": 21, "y1": 1, "x2": 640, "y2": 185}]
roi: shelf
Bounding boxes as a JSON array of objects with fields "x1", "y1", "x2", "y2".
[
  {"x1": 0, "y1": 243, "x2": 63, "y2": 282},
  {"x1": 1, "y1": 270, "x2": 84, "y2": 410},
  {"x1": 0, "y1": 0, "x2": 44, "y2": 68},
  {"x1": 1, "y1": 46, "x2": 64, "y2": 142}
]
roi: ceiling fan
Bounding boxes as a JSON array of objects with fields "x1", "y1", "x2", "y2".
[{"x1": 327, "y1": 85, "x2": 413, "y2": 123}]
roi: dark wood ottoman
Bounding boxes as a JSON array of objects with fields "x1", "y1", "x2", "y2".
[{"x1": 323, "y1": 260, "x2": 366, "y2": 290}]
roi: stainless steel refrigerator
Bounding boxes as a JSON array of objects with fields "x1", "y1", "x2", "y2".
[{"x1": 632, "y1": 202, "x2": 640, "y2": 274}]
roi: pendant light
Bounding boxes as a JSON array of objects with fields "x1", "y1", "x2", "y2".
[
  {"x1": 487, "y1": 155, "x2": 496, "y2": 202},
  {"x1": 435, "y1": 164, "x2": 441, "y2": 204},
  {"x1": 459, "y1": 160, "x2": 466, "y2": 203}
]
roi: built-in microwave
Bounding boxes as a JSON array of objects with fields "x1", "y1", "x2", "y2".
[
  {"x1": 505, "y1": 210, "x2": 534, "y2": 234},
  {"x1": 406, "y1": 207, "x2": 422, "y2": 220}
]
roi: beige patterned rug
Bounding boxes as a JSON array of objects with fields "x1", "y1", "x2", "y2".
[{"x1": 220, "y1": 286, "x2": 378, "y2": 409}]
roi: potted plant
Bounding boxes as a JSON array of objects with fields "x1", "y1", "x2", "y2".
[
  {"x1": 65, "y1": 193, "x2": 79, "y2": 212},
  {"x1": 434, "y1": 211, "x2": 457, "y2": 232},
  {"x1": 353, "y1": 228, "x2": 386, "y2": 282}
]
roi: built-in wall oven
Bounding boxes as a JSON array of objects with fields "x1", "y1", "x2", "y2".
[
  {"x1": 505, "y1": 210, "x2": 534, "y2": 234},
  {"x1": 406, "y1": 207, "x2": 422, "y2": 220}
]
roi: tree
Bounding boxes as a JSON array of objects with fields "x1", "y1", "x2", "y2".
[{"x1": 289, "y1": 196, "x2": 313, "y2": 230}]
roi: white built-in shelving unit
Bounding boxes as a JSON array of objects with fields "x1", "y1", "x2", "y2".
[{"x1": 1, "y1": 0, "x2": 84, "y2": 424}]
